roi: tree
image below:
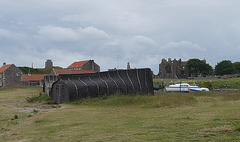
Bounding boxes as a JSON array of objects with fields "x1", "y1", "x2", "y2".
[
  {"x1": 201, "y1": 63, "x2": 213, "y2": 77},
  {"x1": 215, "y1": 60, "x2": 234, "y2": 76},
  {"x1": 186, "y1": 59, "x2": 213, "y2": 77},
  {"x1": 233, "y1": 62, "x2": 240, "y2": 74}
]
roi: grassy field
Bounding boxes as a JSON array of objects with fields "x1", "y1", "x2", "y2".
[
  {"x1": 154, "y1": 77, "x2": 240, "y2": 89},
  {"x1": 1, "y1": 86, "x2": 240, "y2": 141}
]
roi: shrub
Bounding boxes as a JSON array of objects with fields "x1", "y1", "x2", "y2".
[
  {"x1": 202, "y1": 81, "x2": 213, "y2": 90},
  {"x1": 27, "y1": 93, "x2": 53, "y2": 103}
]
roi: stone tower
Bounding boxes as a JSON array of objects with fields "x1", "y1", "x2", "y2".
[{"x1": 45, "y1": 60, "x2": 53, "y2": 69}]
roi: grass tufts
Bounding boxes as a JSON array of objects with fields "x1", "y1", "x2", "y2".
[
  {"x1": 213, "y1": 118, "x2": 221, "y2": 121},
  {"x1": 9, "y1": 115, "x2": 19, "y2": 121},
  {"x1": 69, "y1": 93, "x2": 198, "y2": 108},
  {"x1": 220, "y1": 93, "x2": 240, "y2": 101},
  {"x1": 149, "y1": 93, "x2": 197, "y2": 108},
  {"x1": 2, "y1": 86, "x2": 240, "y2": 141},
  {"x1": 27, "y1": 93, "x2": 53, "y2": 103},
  {"x1": 71, "y1": 93, "x2": 153, "y2": 107},
  {"x1": 14, "y1": 114, "x2": 18, "y2": 119},
  {"x1": 235, "y1": 126, "x2": 240, "y2": 132},
  {"x1": 200, "y1": 125, "x2": 234, "y2": 133}
]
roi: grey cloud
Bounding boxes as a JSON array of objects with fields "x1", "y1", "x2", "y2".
[
  {"x1": 78, "y1": 27, "x2": 110, "y2": 39},
  {"x1": 37, "y1": 26, "x2": 79, "y2": 41},
  {"x1": 1, "y1": 0, "x2": 240, "y2": 74},
  {"x1": 133, "y1": 35, "x2": 155, "y2": 45},
  {"x1": 163, "y1": 41, "x2": 205, "y2": 51},
  {"x1": 37, "y1": 26, "x2": 110, "y2": 41},
  {"x1": 0, "y1": 28, "x2": 26, "y2": 40}
]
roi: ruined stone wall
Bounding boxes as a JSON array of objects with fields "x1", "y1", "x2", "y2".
[{"x1": 159, "y1": 58, "x2": 188, "y2": 79}]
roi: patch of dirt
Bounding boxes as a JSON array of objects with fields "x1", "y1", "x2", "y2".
[
  {"x1": 16, "y1": 103, "x2": 63, "y2": 113},
  {"x1": 199, "y1": 125, "x2": 233, "y2": 134}
]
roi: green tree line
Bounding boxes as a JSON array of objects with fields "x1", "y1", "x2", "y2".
[
  {"x1": 187, "y1": 59, "x2": 240, "y2": 77},
  {"x1": 18, "y1": 67, "x2": 52, "y2": 74}
]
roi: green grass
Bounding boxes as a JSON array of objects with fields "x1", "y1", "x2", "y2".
[
  {"x1": 154, "y1": 77, "x2": 240, "y2": 89},
  {"x1": 1, "y1": 87, "x2": 240, "y2": 141},
  {"x1": 69, "y1": 93, "x2": 197, "y2": 108},
  {"x1": 18, "y1": 66, "x2": 52, "y2": 74}
]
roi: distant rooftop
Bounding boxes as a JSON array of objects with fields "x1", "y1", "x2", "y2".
[
  {"x1": 0, "y1": 64, "x2": 12, "y2": 73},
  {"x1": 67, "y1": 60, "x2": 89, "y2": 69},
  {"x1": 53, "y1": 68, "x2": 95, "y2": 75}
]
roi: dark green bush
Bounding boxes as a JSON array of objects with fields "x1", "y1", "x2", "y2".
[
  {"x1": 27, "y1": 93, "x2": 53, "y2": 103},
  {"x1": 202, "y1": 81, "x2": 213, "y2": 90}
]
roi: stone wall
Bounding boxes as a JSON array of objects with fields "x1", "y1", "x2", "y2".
[
  {"x1": 3, "y1": 64, "x2": 23, "y2": 86},
  {"x1": 44, "y1": 75, "x2": 58, "y2": 96},
  {"x1": 0, "y1": 74, "x2": 3, "y2": 86},
  {"x1": 82, "y1": 60, "x2": 100, "y2": 72},
  {"x1": 159, "y1": 58, "x2": 188, "y2": 79}
]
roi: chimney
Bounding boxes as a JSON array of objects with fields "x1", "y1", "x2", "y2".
[
  {"x1": 3, "y1": 62, "x2": 6, "y2": 66},
  {"x1": 91, "y1": 60, "x2": 94, "y2": 71},
  {"x1": 127, "y1": 62, "x2": 130, "y2": 70}
]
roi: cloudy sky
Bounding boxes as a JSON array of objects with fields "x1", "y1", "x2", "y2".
[{"x1": 0, "y1": 0, "x2": 240, "y2": 74}]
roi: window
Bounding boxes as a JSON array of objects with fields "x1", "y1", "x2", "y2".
[{"x1": 165, "y1": 65, "x2": 171, "y2": 73}]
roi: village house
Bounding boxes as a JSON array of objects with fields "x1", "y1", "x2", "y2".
[
  {"x1": 22, "y1": 74, "x2": 47, "y2": 86},
  {"x1": 50, "y1": 59, "x2": 99, "y2": 75},
  {"x1": 0, "y1": 63, "x2": 23, "y2": 87},
  {"x1": 21, "y1": 59, "x2": 98, "y2": 86},
  {"x1": 50, "y1": 68, "x2": 95, "y2": 75},
  {"x1": 0, "y1": 60, "x2": 100, "y2": 87},
  {"x1": 67, "y1": 60, "x2": 100, "y2": 72}
]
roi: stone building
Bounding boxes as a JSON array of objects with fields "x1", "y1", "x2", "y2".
[
  {"x1": 45, "y1": 59, "x2": 53, "y2": 69},
  {"x1": 159, "y1": 58, "x2": 188, "y2": 79},
  {"x1": 67, "y1": 60, "x2": 100, "y2": 72},
  {"x1": 22, "y1": 74, "x2": 47, "y2": 86},
  {"x1": 0, "y1": 63, "x2": 23, "y2": 87}
]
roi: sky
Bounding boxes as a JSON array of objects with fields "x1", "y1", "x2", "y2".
[{"x1": 0, "y1": 0, "x2": 240, "y2": 74}]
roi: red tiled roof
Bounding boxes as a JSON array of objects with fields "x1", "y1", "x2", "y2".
[
  {"x1": 0, "y1": 64, "x2": 12, "y2": 73},
  {"x1": 53, "y1": 68, "x2": 95, "y2": 75},
  {"x1": 67, "y1": 60, "x2": 89, "y2": 69},
  {"x1": 23, "y1": 74, "x2": 47, "y2": 81}
]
